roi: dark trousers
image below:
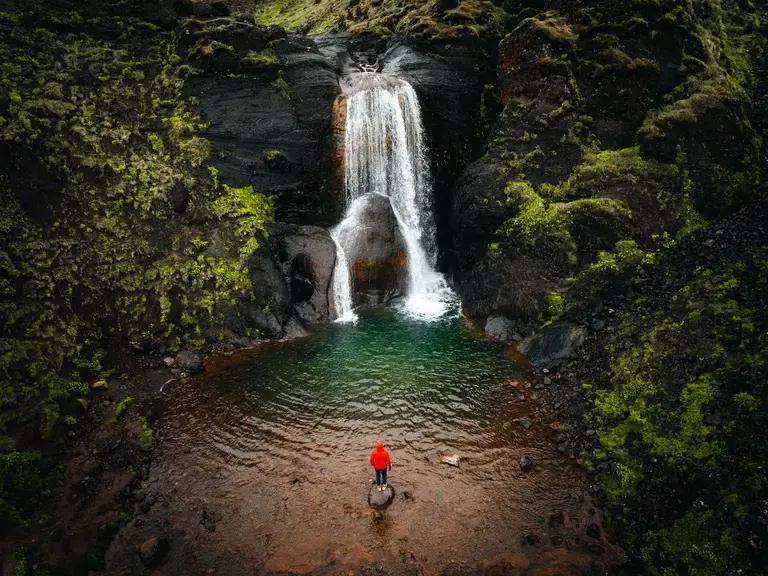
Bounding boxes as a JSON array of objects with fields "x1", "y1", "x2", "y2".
[{"x1": 375, "y1": 468, "x2": 387, "y2": 485}]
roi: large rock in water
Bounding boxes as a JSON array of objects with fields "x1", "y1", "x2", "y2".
[
  {"x1": 336, "y1": 194, "x2": 408, "y2": 305},
  {"x1": 368, "y1": 484, "x2": 395, "y2": 510}
]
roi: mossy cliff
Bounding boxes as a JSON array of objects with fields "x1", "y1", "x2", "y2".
[
  {"x1": 0, "y1": 3, "x2": 278, "y2": 535},
  {"x1": 454, "y1": 0, "x2": 763, "y2": 331}
]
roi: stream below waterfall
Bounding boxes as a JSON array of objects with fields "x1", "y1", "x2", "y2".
[{"x1": 151, "y1": 309, "x2": 622, "y2": 574}]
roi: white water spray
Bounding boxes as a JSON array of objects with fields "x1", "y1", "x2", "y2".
[{"x1": 331, "y1": 72, "x2": 456, "y2": 322}]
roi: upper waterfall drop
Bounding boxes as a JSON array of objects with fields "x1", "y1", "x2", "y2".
[{"x1": 330, "y1": 72, "x2": 457, "y2": 322}]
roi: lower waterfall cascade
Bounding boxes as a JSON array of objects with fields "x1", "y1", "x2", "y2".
[{"x1": 330, "y1": 72, "x2": 457, "y2": 322}]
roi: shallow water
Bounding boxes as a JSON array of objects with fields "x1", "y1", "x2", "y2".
[{"x1": 156, "y1": 309, "x2": 614, "y2": 573}]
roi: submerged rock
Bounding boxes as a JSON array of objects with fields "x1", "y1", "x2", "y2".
[
  {"x1": 520, "y1": 455, "x2": 534, "y2": 473},
  {"x1": 518, "y1": 324, "x2": 585, "y2": 369},
  {"x1": 441, "y1": 454, "x2": 460, "y2": 467},
  {"x1": 368, "y1": 485, "x2": 395, "y2": 510}
]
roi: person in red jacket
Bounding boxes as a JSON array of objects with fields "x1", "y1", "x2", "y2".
[{"x1": 369, "y1": 441, "x2": 392, "y2": 491}]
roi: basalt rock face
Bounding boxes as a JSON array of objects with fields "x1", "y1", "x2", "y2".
[
  {"x1": 181, "y1": 20, "x2": 343, "y2": 226},
  {"x1": 183, "y1": 19, "x2": 492, "y2": 243}
]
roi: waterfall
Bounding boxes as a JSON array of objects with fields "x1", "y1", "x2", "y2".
[
  {"x1": 330, "y1": 235, "x2": 356, "y2": 323},
  {"x1": 330, "y1": 72, "x2": 456, "y2": 322}
]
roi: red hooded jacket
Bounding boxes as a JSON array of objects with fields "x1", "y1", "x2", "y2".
[{"x1": 369, "y1": 442, "x2": 391, "y2": 470}]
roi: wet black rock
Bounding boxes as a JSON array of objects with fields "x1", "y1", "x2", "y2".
[
  {"x1": 210, "y1": 0, "x2": 229, "y2": 17},
  {"x1": 368, "y1": 484, "x2": 395, "y2": 510},
  {"x1": 175, "y1": 350, "x2": 203, "y2": 374},
  {"x1": 519, "y1": 455, "x2": 534, "y2": 472},
  {"x1": 271, "y1": 224, "x2": 337, "y2": 325},
  {"x1": 139, "y1": 536, "x2": 169, "y2": 567},
  {"x1": 339, "y1": 194, "x2": 408, "y2": 305},
  {"x1": 484, "y1": 316, "x2": 520, "y2": 341},
  {"x1": 436, "y1": 0, "x2": 460, "y2": 12},
  {"x1": 518, "y1": 324, "x2": 586, "y2": 369}
]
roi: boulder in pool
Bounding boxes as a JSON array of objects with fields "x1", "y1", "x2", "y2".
[{"x1": 368, "y1": 485, "x2": 395, "y2": 510}]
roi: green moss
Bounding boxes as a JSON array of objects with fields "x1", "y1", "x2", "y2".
[
  {"x1": 499, "y1": 181, "x2": 573, "y2": 259},
  {"x1": 641, "y1": 511, "x2": 736, "y2": 576},
  {"x1": 733, "y1": 392, "x2": 759, "y2": 412},
  {"x1": 11, "y1": 547, "x2": 26, "y2": 576},
  {"x1": 0, "y1": 12, "x2": 278, "y2": 491},
  {"x1": 640, "y1": 0, "x2": 762, "y2": 143},
  {"x1": 271, "y1": 75, "x2": 290, "y2": 99},
  {"x1": 188, "y1": 39, "x2": 234, "y2": 61},
  {"x1": 139, "y1": 416, "x2": 154, "y2": 449},
  {"x1": 243, "y1": 48, "x2": 279, "y2": 67},
  {"x1": 112, "y1": 396, "x2": 133, "y2": 421},
  {"x1": 591, "y1": 252, "x2": 764, "y2": 505},
  {"x1": 544, "y1": 291, "x2": 564, "y2": 323},
  {"x1": 541, "y1": 147, "x2": 679, "y2": 200},
  {"x1": 0, "y1": 449, "x2": 51, "y2": 532},
  {"x1": 525, "y1": 12, "x2": 578, "y2": 45}
]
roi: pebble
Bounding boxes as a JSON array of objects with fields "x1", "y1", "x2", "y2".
[{"x1": 520, "y1": 419, "x2": 533, "y2": 430}]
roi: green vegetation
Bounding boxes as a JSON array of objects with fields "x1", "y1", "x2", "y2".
[
  {"x1": 243, "y1": 48, "x2": 279, "y2": 67},
  {"x1": 0, "y1": 449, "x2": 51, "y2": 531},
  {"x1": 111, "y1": 396, "x2": 133, "y2": 421},
  {"x1": 539, "y1": 147, "x2": 679, "y2": 201},
  {"x1": 271, "y1": 74, "x2": 291, "y2": 99},
  {"x1": 139, "y1": 417, "x2": 154, "y2": 449},
  {"x1": 588, "y1": 243, "x2": 768, "y2": 572},
  {"x1": 641, "y1": 511, "x2": 736, "y2": 576},
  {"x1": 0, "y1": 9, "x2": 273, "y2": 530},
  {"x1": 253, "y1": 0, "x2": 507, "y2": 39},
  {"x1": 524, "y1": 12, "x2": 578, "y2": 45},
  {"x1": 485, "y1": 4, "x2": 764, "y2": 572}
]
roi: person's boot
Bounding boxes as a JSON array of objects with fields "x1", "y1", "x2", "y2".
[{"x1": 382, "y1": 483, "x2": 387, "y2": 491}]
